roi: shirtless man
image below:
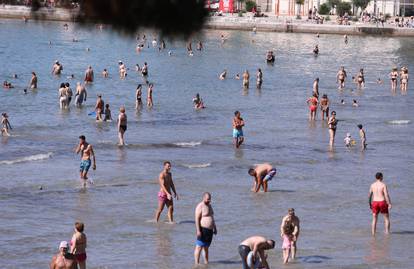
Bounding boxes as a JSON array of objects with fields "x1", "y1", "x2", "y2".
[
  {"x1": 29, "y1": 72, "x2": 37, "y2": 89},
  {"x1": 242, "y1": 70, "x2": 250, "y2": 88},
  {"x1": 52, "y1": 60, "x2": 63, "y2": 75},
  {"x1": 307, "y1": 93, "x2": 318, "y2": 121},
  {"x1": 232, "y1": 111, "x2": 245, "y2": 148},
  {"x1": 1, "y1": 113, "x2": 12, "y2": 136},
  {"x1": 95, "y1": 95, "x2": 104, "y2": 121},
  {"x1": 84, "y1": 66, "x2": 94, "y2": 83},
  {"x1": 336, "y1": 66, "x2": 347, "y2": 89},
  {"x1": 280, "y1": 208, "x2": 300, "y2": 261},
  {"x1": 102, "y1": 69, "x2": 109, "y2": 78},
  {"x1": 75, "y1": 135, "x2": 96, "y2": 188},
  {"x1": 117, "y1": 107, "x2": 127, "y2": 146},
  {"x1": 248, "y1": 163, "x2": 277, "y2": 192},
  {"x1": 369, "y1": 172, "x2": 392, "y2": 235},
  {"x1": 194, "y1": 192, "x2": 217, "y2": 265},
  {"x1": 312, "y1": 78, "x2": 319, "y2": 98},
  {"x1": 147, "y1": 83, "x2": 153, "y2": 108},
  {"x1": 320, "y1": 94, "x2": 329, "y2": 121},
  {"x1": 256, "y1": 68, "x2": 263, "y2": 89},
  {"x1": 154, "y1": 161, "x2": 179, "y2": 223},
  {"x1": 50, "y1": 241, "x2": 77, "y2": 269},
  {"x1": 238, "y1": 236, "x2": 275, "y2": 269},
  {"x1": 75, "y1": 82, "x2": 87, "y2": 106}
]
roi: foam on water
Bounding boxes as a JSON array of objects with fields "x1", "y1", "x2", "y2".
[
  {"x1": 0, "y1": 152, "x2": 53, "y2": 165},
  {"x1": 183, "y1": 163, "x2": 211, "y2": 169}
]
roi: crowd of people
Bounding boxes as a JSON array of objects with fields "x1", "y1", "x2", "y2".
[{"x1": 1, "y1": 22, "x2": 408, "y2": 268}]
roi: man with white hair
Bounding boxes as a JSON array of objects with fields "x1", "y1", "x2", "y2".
[{"x1": 50, "y1": 241, "x2": 77, "y2": 269}]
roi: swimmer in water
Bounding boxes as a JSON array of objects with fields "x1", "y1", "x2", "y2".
[
  {"x1": 220, "y1": 34, "x2": 226, "y2": 44},
  {"x1": 377, "y1": 78, "x2": 383, "y2": 84},
  {"x1": 340, "y1": 99, "x2": 345, "y2": 105},
  {"x1": 256, "y1": 68, "x2": 263, "y2": 89},
  {"x1": 344, "y1": 35, "x2": 348, "y2": 44},
  {"x1": 84, "y1": 66, "x2": 94, "y2": 83},
  {"x1": 75, "y1": 135, "x2": 96, "y2": 187},
  {"x1": 344, "y1": 133, "x2": 353, "y2": 147},
  {"x1": 29, "y1": 72, "x2": 37, "y2": 89},
  {"x1": 1, "y1": 113, "x2": 12, "y2": 136},
  {"x1": 141, "y1": 62, "x2": 148, "y2": 77},
  {"x1": 193, "y1": 93, "x2": 205, "y2": 109},
  {"x1": 307, "y1": 93, "x2": 318, "y2": 121},
  {"x1": 357, "y1": 124, "x2": 367, "y2": 150},
  {"x1": 336, "y1": 66, "x2": 347, "y2": 89},
  {"x1": 147, "y1": 83, "x2": 153, "y2": 108},
  {"x1": 197, "y1": 41, "x2": 203, "y2": 51},
  {"x1": 242, "y1": 70, "x2": 250, "y2": 89},
  {"x1": 320, "y1": 94, "x2": 329, "y2": 121},
  {"x1": 369, "y1": 172, "x2": 392, "y2": 235},
  {"x1": 235, "y1": 74, "x2": 240, "y2": 80},
  {"x1": 194, "y1": 192, "x2": 217, "y2": 265},
  {"x1": 135, "y1": 64, "x2": 141, "y2": 72},
  {"x1": 154, "y1": 161, "x2": 179, "y2": 223},
  {"x1": 248, "y1": 163, "x2": 277, "y2": 192},
  {"x1": 232, "y1": 111, "x2": 245, "y2": 148},
  {"x1": 118, "y1": 61, "x2": 127, "y2": 79},
  {"x1": 219, "y1": 70, "x2": 227, "y2": 80},
  {"x1": 135, "y1": 84, "x2": 143, "y2": 109},
  {"x1": 52, "y1": 60, "x2": 63, "y2": 75},
  {"x1": 102, "y1": 69, "x2": 109, "y2": 78},
  {"x1": 104, "y1": 104, "x2": 112, "y2": 121},
  {"x1": 313, "y1": 45, "x2": 319, "y2": 55},
  {"x1": 400, "y1": 67, "x2": 408, "y2": 93},
  {"x1": 117, "y1": 106, "x2": 127, "y2": 146},
  {"x1": 352, "y1": 99, "x2": 358, "y2": 107},
  {"x1": 3, "y1": 81, "x2": 13, "y2": 88},
  {"x1": 356, "y1": 68, "x2": 365, "y2": 89},
  {"x1": 389, "y1": 67, "x2": 398, "y2": 92},
  {"x1": 328, "y1": 111, "x2": 338, "y2": 148},
  {"x1": 95, "y1": 94, "x2": 104, "y2": 121},
  {"x1": 266, "y1": 50, "x2": 275, "y2": 63}
]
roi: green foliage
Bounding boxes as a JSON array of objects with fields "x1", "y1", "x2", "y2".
[
  {"x1": 296, "y1": 15, "x2": 302, "y2": 19},
  {"x1": 327, "y1": 0, "x2": 341, "y2": 8},
  {"x1": 238, "y1": 11, "x2": 244, "y2": 17},
  {"x1": 325, "y1": 15, "x2": 331, "y2": 21},
  {"x1": 245, "y1": 0, "x2": 257, "y2": 12},
  {"x1": 296, "y1": 0, "x2": 305, "y2": 5},
  {"x1": 319, "y1": 3, "x2": 331, "y2": 15},
  {"x1": 336, "y1": 1, "x2": 352, "y2": 16},
  {"x1": 352, "y1": 0, "x2": 370, "y2": 11}
]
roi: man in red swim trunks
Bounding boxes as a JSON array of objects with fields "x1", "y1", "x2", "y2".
[
  {"x1": 369, "y1": 172, "x2": 392, "y2": 235},
  {"x1": 154, "y1": 161, "x2": 179, "y2": 223}
]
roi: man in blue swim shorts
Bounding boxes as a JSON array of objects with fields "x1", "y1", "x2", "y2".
[
  {"x1": 75, "y1": 135, "x2": 96, "y2": 188},
  {"x1": 194, "y1": 192, "x2": 217, "y2": 265},
  {"x1": 232, "y1": 111, "x2": 245, "y2": 148},
  {"x1": 248, "y1": 163, "x2": 277, "y2": 192}
]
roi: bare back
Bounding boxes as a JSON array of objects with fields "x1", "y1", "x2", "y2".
[{"x1": 370, "y1": 181, "x2": 387, "y2": 202}]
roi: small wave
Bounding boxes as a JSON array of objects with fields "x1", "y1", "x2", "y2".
[
  {"x1": 184, "y1": 163, "x2": 211, "y2": 169},
  {"x1": 387, "y1": 120, "x2": 410, "y2": 125},
  {"x1": 173, "y1": 141, "x2": 202, "y2": 147},
  {"x1": 0, "y1": 152, "x2": 53, "y2": 165}
]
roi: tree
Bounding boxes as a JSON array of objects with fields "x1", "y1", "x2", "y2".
[
  {"x1": 327, "y1": 0, "x2": 341, "y2": 8},
  {"x1": 319, "y1": 3, "x2": 331, "y2": 15},
  {"x1": 336, "y1": 1, "x2": 352, "y2": 16},
  {"x1": 30, "y1": 0, "x2": 208, "y2": 38},
  {"x1": 352, "y1": 0, "x2": 371, "y2": 16},
  {"x1": 245, "y1": 0, "x2": 257, "y2": 12},
  {"x1": 296, "y1": 0, "x2": 305, "y2": 16}
]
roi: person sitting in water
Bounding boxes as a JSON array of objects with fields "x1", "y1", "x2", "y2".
[
  {"x1": 193, "y1": 93, "x2": 205, "y2": 109},
  {"x1": 3, "y1": 81, "x2": 13, "y2": 88},
  {"x1": 219, "y1": 70, "x2": 227, "y2": 80},
  {"x1": 313, "y1": 45, "x2": 319, "y2": 55},
  {"x1": 266, "y1": 50, "x2": 275, "y2": 63},
  {"x1": 352, "y1": 99, "x2": 359, "y2": 107}
]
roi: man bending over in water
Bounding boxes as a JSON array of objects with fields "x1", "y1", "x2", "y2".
[
  {"x1": 238, "y1": 236, "x2": 275, "y2": 269},
  {"x1": 369, "y1": 172, "x2": 392, "y2": 235},
  {"x1": 154, "y1": 161, "x2": 179, "y2": 223},
  {"x1": 248, "y1": 163, "x2": 277, "y2": 192},
  {"x1": 75, "y1": 135, "x2": 96, "y2": 188}
]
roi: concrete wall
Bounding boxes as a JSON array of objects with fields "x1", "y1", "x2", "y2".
[{"x1": 0, "y1": 5, "x2": 75, "y2": 21}]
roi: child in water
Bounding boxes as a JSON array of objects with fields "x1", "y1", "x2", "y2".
[
  {"x1": 344, "y1": 133, "x2": 354, "y2": 147},
  {"x1": 104, "y1": 104, "x2": 112, "y2": 121}
]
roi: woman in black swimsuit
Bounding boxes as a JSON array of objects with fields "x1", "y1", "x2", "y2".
[
  {"x1": 328, "y1": 111, "x2": 337, "y2": 148},
  {"x1": 135, "y1": 84, "x2": 142, "y2": 109},
  {"x1": 389, "y1": 67, "x2": 398, "y2": 92}
]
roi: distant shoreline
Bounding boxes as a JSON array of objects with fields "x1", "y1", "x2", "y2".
[{"x1": 1, "y1": 5, "x2": 413, "y2": 37}]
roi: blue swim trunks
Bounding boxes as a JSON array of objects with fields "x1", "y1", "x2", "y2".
[
  {"x1": 80, "y1": 159, "x2": 91, "y2": 172},
  {"x1": 263, "y1": 168, "x2": 277, "y2": 182},
  {"x1": 196, "y1": 228, "x2": 214, "y2": 247},
  {"x1": 233, "y1": 129, "x2": 243, "y2": 138}
]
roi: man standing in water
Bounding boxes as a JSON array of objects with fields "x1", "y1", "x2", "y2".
[
  {"x1": 29, "y1": 72, "x2": 37, "y2": 89},
  {"x1": 95, "y1": 95, "x2": 104, "y2": 121},
  {"x1": 369, "y1": 172, "x2": 392, "y2": 235},
  {"x1": 238, "y1": 236, "x2": 275, "y2": 269},
  {"x1": 312, "y1": 78, "x2": 319, "y2": 98},
  {"x1": 280, "y1": 208, "x2": 300, "y2": 261},
  {"x1": 154, "y1": 161, "x2": 179, "y2": 223},
  {"x1": 75, "y1": 135, "x2": 96, "y2": 188},
  {"x1": 50, "y1": 241, "x2": 77, "y2": 269},
  {"x1": 75, "y1": 82, "x2": 87, "y2": 107},
  {"x1": 52, "y1": 60, "x2": 63, "y2": 75},
  {"x1": 248, "y1": 163, "x2": 277, "y2": 192},
  {"x1": 336, "y1": 66, "x2": 347, "y2": 89},
  {"x1": 117, "y1": 106, "x2": 127, "y2": 146},
  {"x1": 84, "y1": 66, "x2": 94, "y2": 83},
  {"x1": 194, "y1": 192, "x2": 217, "y2": 265},
  {"x1": 232, "y1": 111, "x2": 245, "y2": 148}
]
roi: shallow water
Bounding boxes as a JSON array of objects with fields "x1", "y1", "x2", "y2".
[{"x1": 0, "y1": 19, "x2": 414, "y2": 268}]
